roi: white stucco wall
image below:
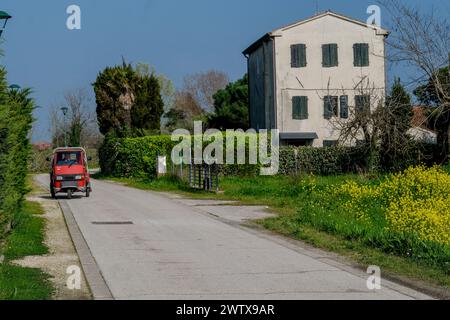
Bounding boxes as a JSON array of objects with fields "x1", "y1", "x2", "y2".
[
  {"x1": 408, "y1": 127, "x2": 438, "y2": 144},
  {"x1": 272, "y1": 14, "x2": 387, "y2": 147}
]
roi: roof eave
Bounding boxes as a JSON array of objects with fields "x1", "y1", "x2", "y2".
[
  {"x1": 242, "y1": 33, "x2": 274, "y2": 56},
  {"x1": 274, "y1": 11, "x2": 390, "y2": 36}
]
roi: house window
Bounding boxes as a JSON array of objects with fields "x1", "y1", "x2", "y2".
[
  {"x1": 292, "y1": 96, "x2": 308, "y2": 120},
  {"x1": 353, "y1": 43, "x2": 369, "y2": 67},
  {"x1": 291, "y1": 44, "x2": 307, "y2": 68},
  {"x1": 355, "y1": 95, "x2": 371, "y2": 114},
  {"x1": 323, "y1": 140, "x2": 338, "y2": 147},
  {"x1": 324, "y1": 96, "x2": 338, "y2": 119},
  {"x1": 322, "y1": 44, "x2": 338, "y2": 67},
  {"x1": 340, "y1": 95, "x2": 349, "y2": 119}
]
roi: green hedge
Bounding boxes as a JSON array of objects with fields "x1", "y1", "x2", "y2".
[
  {"x1": 278, "y1": 146, "x2": 368, "y2": 176},
  {"x1": 100, "y1": 135, "x2": 176, "y2": 178},
  {"x1": 99, "y1": 134, "x2": 370, "y2": 179},
  {"x1": 0, "y1": 68, "x2": 34, "y2": 239}
]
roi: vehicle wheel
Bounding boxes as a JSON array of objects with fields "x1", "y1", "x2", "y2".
[
  {"x1": 50, "y1": 186, "x2": 56, "y2": 199},
  {"x1": 86, "y1": 187, "x2": 90, "y2": 198},
  {"x1": 67, "y1": 189, "x2": 72, "y2": 199}
]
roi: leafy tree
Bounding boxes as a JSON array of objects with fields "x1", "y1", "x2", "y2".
[
  {"x1": 380, "y1": 0, "x2": 449, "y2": 162},
  {"x1": 131, "y1": 71, "x2": 164, "y2": 136},
  {"x1": 414, "y1": 67, "x2": 450, "y2": 162},
  {"x1": 163, "y1": 91, "x2": 204, "y2": 133},
  {"x1": 387, "y1": 78, "x2": 413, "y2": 132},
  {"x1": 380, "y1": 78, "x2": 414, "y2": 170},
  {"x1": 165, "y1": 108, "x2": 187, "y2": 131},
  {"x1": 207, "y1": 74, "x2": 249, "y2": 130},
  {"x1": 93, "y1": 61, "x2": 164, "y2": 137}
]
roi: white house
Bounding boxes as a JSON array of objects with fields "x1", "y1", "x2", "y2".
[{"x1": 243, "y1": 11, "x2": 389, "y2": 147}]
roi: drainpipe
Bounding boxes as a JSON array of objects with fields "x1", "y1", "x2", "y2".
[{"x1": 243, "y1": 52, "x2": 252, "y2": 130}]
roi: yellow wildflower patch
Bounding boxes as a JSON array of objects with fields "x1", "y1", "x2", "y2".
[{"x1": 339, "y1": 166, "x2": 450, "y2": 244}]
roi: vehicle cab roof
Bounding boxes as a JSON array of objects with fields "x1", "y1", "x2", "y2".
[{"x1": 53, "y1": 147, "x2": 86, "y2": 153}]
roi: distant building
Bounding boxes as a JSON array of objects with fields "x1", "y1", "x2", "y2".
[
  {"x1": 33, "y1": 141, "x2": 52, "y2": 151},
  {"x1": 408, "y1": 106, "x2": 437, "y2": 144},
  {"x1": 243, "y1": 11, "x2": 389, "y2": 146}
]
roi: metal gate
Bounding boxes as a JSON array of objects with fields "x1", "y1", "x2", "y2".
[{"x1": 189, "y1": 163, "x2": 219, "y2": 192}]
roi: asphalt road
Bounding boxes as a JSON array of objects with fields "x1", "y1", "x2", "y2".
[{"x1": 35, "y1": 174, "x2": 431, "y2": 300}]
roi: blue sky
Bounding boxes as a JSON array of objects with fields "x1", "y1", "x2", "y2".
[{"x1": 0, "y1": 0, "x2": 447, "y2": 141}]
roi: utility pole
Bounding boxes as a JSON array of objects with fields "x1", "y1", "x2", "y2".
[{"x1": 61, "y1": 107, "x2": 69, "y2": 147}]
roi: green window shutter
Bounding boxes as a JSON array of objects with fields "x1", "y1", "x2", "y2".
[
  {"x1": 354, "y1": 43, "x2": 369, "y2": 66},
  {"x1": 332, "y1": 96, "x2": 338, "y2": 116},
  {"x1": 291, "y1": 44, "x2": 307, "y2": 68},
  {"x1": 292, "y1": 96, "x2": 300, "y2": 119},
  {"x1": 299, "y1": 96, "x2": 308, "y2": 119},
  {"x1": 291, "y1": 45, "x2": 299, "y2": 67},
  {"x1": 324, "y1": 96, "x2": 338, "y2": 119},
  {"x1": 330, "y1": 44, "x2": 338, "y2": 66},
  {"x1": 323, "y1": 44, "x2": 338, "y2": 67},
  {"x1": 324, "y1": 96, "x2": 332, "y2": 119},
  {"x1": 299, "y1": 44, "x2": 307, "y2": 67},
  {"x1": 356, "y1": 95, "x2": 370, "y2": 113},
  {"x1": 340, "y1": 95, "x2": 349, "y2": 118},
  {"x1": 322, "y1": 45, "x2": 330, "y2": 67},
  {"x1": 355, "y1": 95, "x2": 362, "y2": 113},
  {"x1": 293, "y1": 96, "x2": 308, "y2": 119},
  {"x1": 354, "y1": 44, "x2": 361, "y2": 66},
  {"x1": 361, "y1": 43, "x2": 369, "y2": 66}
]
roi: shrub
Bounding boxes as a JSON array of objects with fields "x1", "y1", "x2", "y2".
[
  {"x1": 99, "y1": 135, "x2": 176, "y2": 178},
  {"x1": 278, "y1": 146, "x2": 366, "y2": 176},
  {"x1": 0, "y1": 68, "x2": 34, "y2": 238}
]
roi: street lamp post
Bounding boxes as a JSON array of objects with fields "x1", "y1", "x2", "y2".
[
  {"x1": 61, "y1": 107, "x2": 69, "y2": 147},
  {"x1": 0, "y1": 11, "x2": 12, "y2": 38}
]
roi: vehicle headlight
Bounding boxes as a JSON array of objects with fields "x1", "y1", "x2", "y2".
[
  {"x1": 75, "y1": 175, "x2": 83, "y2": 180},
  {"x1": 56, "y1": 176, "x2": 63, "y2": 181}
]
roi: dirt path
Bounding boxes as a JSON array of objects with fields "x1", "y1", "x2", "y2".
[{"x1": 12, "y1": 183, "x2": 91, "y2": 300}]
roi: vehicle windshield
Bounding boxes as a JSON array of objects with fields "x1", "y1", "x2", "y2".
[{"x1": 56, "y1": 151, "x2": 82, "y2": 166}]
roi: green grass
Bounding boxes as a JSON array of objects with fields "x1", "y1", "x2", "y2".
[
  {"x1": 96, "y1": 173, "x2": 450, "y2": 294},
  {"x1": 3, "y1": 201, "x2": 48, "y2": 261},
  {"x1": 0, "y1": 264, "x2": 52, "y2": 300},
  {"x1": 0, "y1": 200, "x2": 53, "y2": 300}
]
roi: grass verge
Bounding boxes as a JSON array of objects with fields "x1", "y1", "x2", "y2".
[
  {"x1": 95, "y1": 173, "x2": 450, "y2": 297},
  {"x1": 0, "y1": 199, "x2": 52, "y2": 300}
]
